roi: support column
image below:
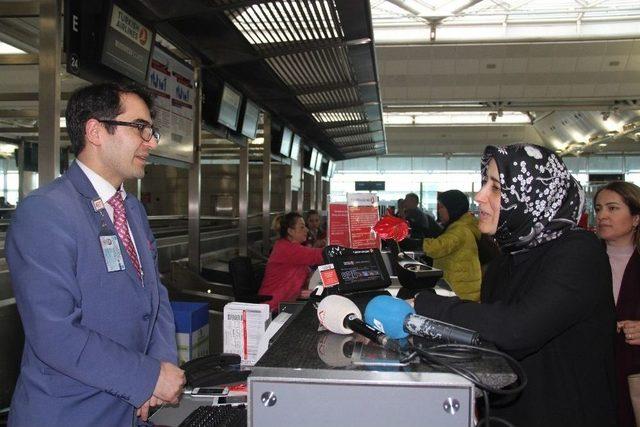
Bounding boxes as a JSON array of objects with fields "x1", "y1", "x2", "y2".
[
  {"x1": 284, "y1": 163, "x2": 292, "y2": 212},
  {"x1": 308, "y1": 172, "x2": 316, "y2": 212},
  {"x1": 188, "y1": 65, "x2": 202, "y2": 272},
  {"x1": 315, "y1": 171, "x2": 322, "y2": 211},
  {"x1": 262, "y1": 113, "x2": 272, "y2": 254},
  {"x1": 238, "y1": 144, "x2": 249, "y2": 256},
  {"x1": 297, "y1": 160, "x2": 304, "y2": 213},
  {"x1": 38, "y1": 0, "x2": 61, "y2": 186}
]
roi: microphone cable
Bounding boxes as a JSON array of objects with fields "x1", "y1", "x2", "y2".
[{"x1": 402, "y1": 343, "x2": 527, "y2": 427}]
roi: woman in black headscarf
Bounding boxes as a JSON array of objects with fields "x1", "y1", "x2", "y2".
[{"x1": 415, "y1": 143, "x2": 616, "y2": 427}]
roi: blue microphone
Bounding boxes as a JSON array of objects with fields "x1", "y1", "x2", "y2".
[{"x1": 364, "y1": 295, "x2": 481, "y2": 345}]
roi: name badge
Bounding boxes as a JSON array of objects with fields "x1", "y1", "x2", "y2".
[{"x1": 100, "y1": 234, "x2": 125, "y2": 272}]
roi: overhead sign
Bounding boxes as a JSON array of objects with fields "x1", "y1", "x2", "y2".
[
  {"x1": 101, "y1": 4, "x2": 153, "y2": 83},
  {"x1": 355, "y1": 181, "x2": 385, "y2": 191},
  {"x1": 147, "y1": 44, "x2": 194, "y2": 163}
]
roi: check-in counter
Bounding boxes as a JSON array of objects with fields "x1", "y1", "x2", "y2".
[{"x1": 153, "y1": 301, "x2": 516, "y2": 427}]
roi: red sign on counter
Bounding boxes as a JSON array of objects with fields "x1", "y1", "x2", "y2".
[
  {"x1": 347, "y1": 193, "x2": 380, "y2": 249},
  {"x1": 328, "y1": 203, "x2": 350, "y2": 247}
]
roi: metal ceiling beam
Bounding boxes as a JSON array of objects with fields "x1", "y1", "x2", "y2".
[
  {"x1": 0, "y1": 127, "x2": 67, "y2": 133},
  {"x1": 0, "y1": 53, "x2": 38, "y2": 65},
  {"x1": 383, "y1": 99, "x2": 640, "y2": 112},
  {"x1": 0, "y1": 109, "x2": 38, "y2": 118},
  {"x1": 0, "y1": 92, "x2": 72, "y2": 101},
  {"x1": 0, "y1": 1, "x2": 39, "y2": 17}
]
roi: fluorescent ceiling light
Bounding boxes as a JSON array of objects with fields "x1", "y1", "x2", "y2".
[
  {"x1": 384, "y1": 111, "x2": 530, "y2": 126},
  {"x1": 371, "y1": 0, "x2": 640, "y2": 43},
  {"x1": 0, "y1": 41, "x2": 26, "y2": 54}
]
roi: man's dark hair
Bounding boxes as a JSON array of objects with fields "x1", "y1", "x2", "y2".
[
  {"x1": 65, "y1": 82, "x2": 154, "y2": 156},
  {"x1": 405, "y1": 193, "x2": 419, "y2": 204}
]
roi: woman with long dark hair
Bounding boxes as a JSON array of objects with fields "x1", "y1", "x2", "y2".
[
  {"x1": 595, "y1": 181, "x2": 640, "y2": 427},
  {"x1": 415, "y1": 143, "x2": 616, "y2": 426}
]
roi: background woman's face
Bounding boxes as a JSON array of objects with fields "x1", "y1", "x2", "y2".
[
  {"x1": 595, "y1": 189, "x2": 639, "y2": 246},
  {"x1": 437, "y1": 202, "x2": 449, "y2": 225},
  {"x1": 307, "y1": 214, "x2": 320, "y2": 231},
  {"x1": 475, "y1": 159, "x2": 501, "y2": 235}
]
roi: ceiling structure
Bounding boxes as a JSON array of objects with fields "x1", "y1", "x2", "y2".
[
  {"x1": 1, "y1": 0, "x2": 640, "y2": 160},
  {"x1": 370, "y1": 0, "x2": 640, "y2": 157},
  {"x1": 0, "y1": 0, "x2": 386, "y2": 162}
]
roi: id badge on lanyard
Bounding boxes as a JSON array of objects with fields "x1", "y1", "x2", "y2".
[{"x1": 93, "y1": 198, "x2": 126, "y2": 273}]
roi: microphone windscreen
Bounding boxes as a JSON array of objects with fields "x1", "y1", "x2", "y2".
[
  {"x1": 317, "y1": 295, "x2": 362, "y2": 334},
  {"x1": 364, "y1": 295, "x2": 415, "y2": 339}
]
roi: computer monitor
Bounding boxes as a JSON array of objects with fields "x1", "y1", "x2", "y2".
[
  {"x1": 217, "y1": 83, "x2": 242, "y2": 131},
  {"x1": 309, "y1": 148, "x2": 318, "y2": 171},
  {"x1": 290, "y1": 134, "x2": 301, "y2": 161},
  {"x1": 322, "y1": 246, "x2": 391, "y2": 295},
  {"x1": 280, "y1": 127, "x2": 293, "y2": 157},
  {"x1": 241, "y1": 100, "x2": 260, "y2": 139},
  {"x1": 314, "y1": 152, "x2": 323, "y2": 172}
]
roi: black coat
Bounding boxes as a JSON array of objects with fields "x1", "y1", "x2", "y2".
[
  {"x1": 415, "y1": 228, "x2": 617, "y2": 427},
  {"x1": 614, "y1": 249, "x2": 640, "y2": 427}
]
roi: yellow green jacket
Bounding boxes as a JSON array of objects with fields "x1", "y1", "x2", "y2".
[{"x1": 423, "y1": 212, "x2": 482, "y2": 301}]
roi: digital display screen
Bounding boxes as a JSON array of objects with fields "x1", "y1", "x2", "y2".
[
  {"x1": 323, "y1": 247, "x2": 391, "y2": 293},
  {"x1": 337, "y1": 255, "x2": 383, "y2": 285},
  {"x1": 280, "y1": 127, "x2": 293, "y2": 157},
  {"x1": 217, "y1": 83, "x2": 242, "y2": 131},
  {"x1": 309, "y1": 148, "x2": 318, "y2": 171},
  {"x1": 327, "y1": 160, "x2": 335, "y2": 178},
  {"x1": 241, "y1": 100, "x2": 260, "y2": 139},
  {"x1": 314, "y1": 152, "x2": 323, "y2": 172},
  {"x1": 290, "y1": 134, "x2": 301, "y2": 161}
]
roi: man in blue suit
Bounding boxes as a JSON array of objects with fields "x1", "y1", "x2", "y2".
[{"x1": 6, "y1": 83, "x2": 185, "y2": 426}]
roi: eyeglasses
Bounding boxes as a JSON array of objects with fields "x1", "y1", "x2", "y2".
[{"x1": 98, "y1": 120, "x2": 161, "y2": 143}]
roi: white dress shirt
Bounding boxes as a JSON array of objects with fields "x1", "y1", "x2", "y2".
[{"x1": 76, "y1": 160, "x2": 142, "y2": 272}]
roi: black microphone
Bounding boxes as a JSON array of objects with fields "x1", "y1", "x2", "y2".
[
  {"x1": 317, "y1": 295, "x2": 403, "y2": 354},
  {"x1": 365, "y1": 295, "x2": 481, "y2": 345}
]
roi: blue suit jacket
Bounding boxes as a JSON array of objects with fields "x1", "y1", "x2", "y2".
[{"x1": 6, "y1": 162, "x2": 177, "y2": 427}]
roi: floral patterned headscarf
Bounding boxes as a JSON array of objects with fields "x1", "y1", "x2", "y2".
[{"x1": 481, "y1": 143, "x2": 584, "y2": 253}]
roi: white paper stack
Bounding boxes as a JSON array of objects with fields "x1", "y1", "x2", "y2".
[{"x1": 223, "y1": 302, "x2": 271, "y2": 366}]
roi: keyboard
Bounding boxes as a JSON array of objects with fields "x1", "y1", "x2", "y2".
[{"x1": 179, "y1": 404, "x2": 247, "y2": 427}]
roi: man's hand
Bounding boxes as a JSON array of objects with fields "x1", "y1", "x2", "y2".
[
  {"x1": 152, "y1": 361, "x2": 186, "y2": 404},
  {"x1": 136, "y1": 396, "x2": 163, "y2": 422}
]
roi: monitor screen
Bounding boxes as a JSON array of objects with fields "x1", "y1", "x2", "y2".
[
  {"x1": 322, "y1": 246, "x2": 391, "y2": 294},
  {"x1": 321, "y1": 159, "x2": 330, "y2": 177},
  {"x1": 241, "y1": 100, "x2": 260, "y2": 139},
  {"x1": 309, "y1": 148, "x2": 318, "y2": 171},
  {"x1": 217, "y1": 83, "x2": 242, "y2": 131},
  {"x1": 280, "y1": 127, "x2": 293, "y2": 157},
  {"x1": 100, "y1": 3, "x2": 154, "y2": 84},
  {"x1": 314, "y1": 152, "x2": 324, "y2": 172},
  {"x1": 290, "y1": 134, "x2": 301, "y2": 161},
  {"x1": 327, "y1": 160, "x2": 335, "y2": 178}
]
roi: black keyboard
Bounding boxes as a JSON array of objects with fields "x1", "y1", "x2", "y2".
[{"x1": 179, "y1": 404, "x2": 247, "y2": 427}]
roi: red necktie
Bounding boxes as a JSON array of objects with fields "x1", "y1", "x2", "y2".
[{"x1": 108, "y1": 193, "x2": 142, "y2": 281}]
